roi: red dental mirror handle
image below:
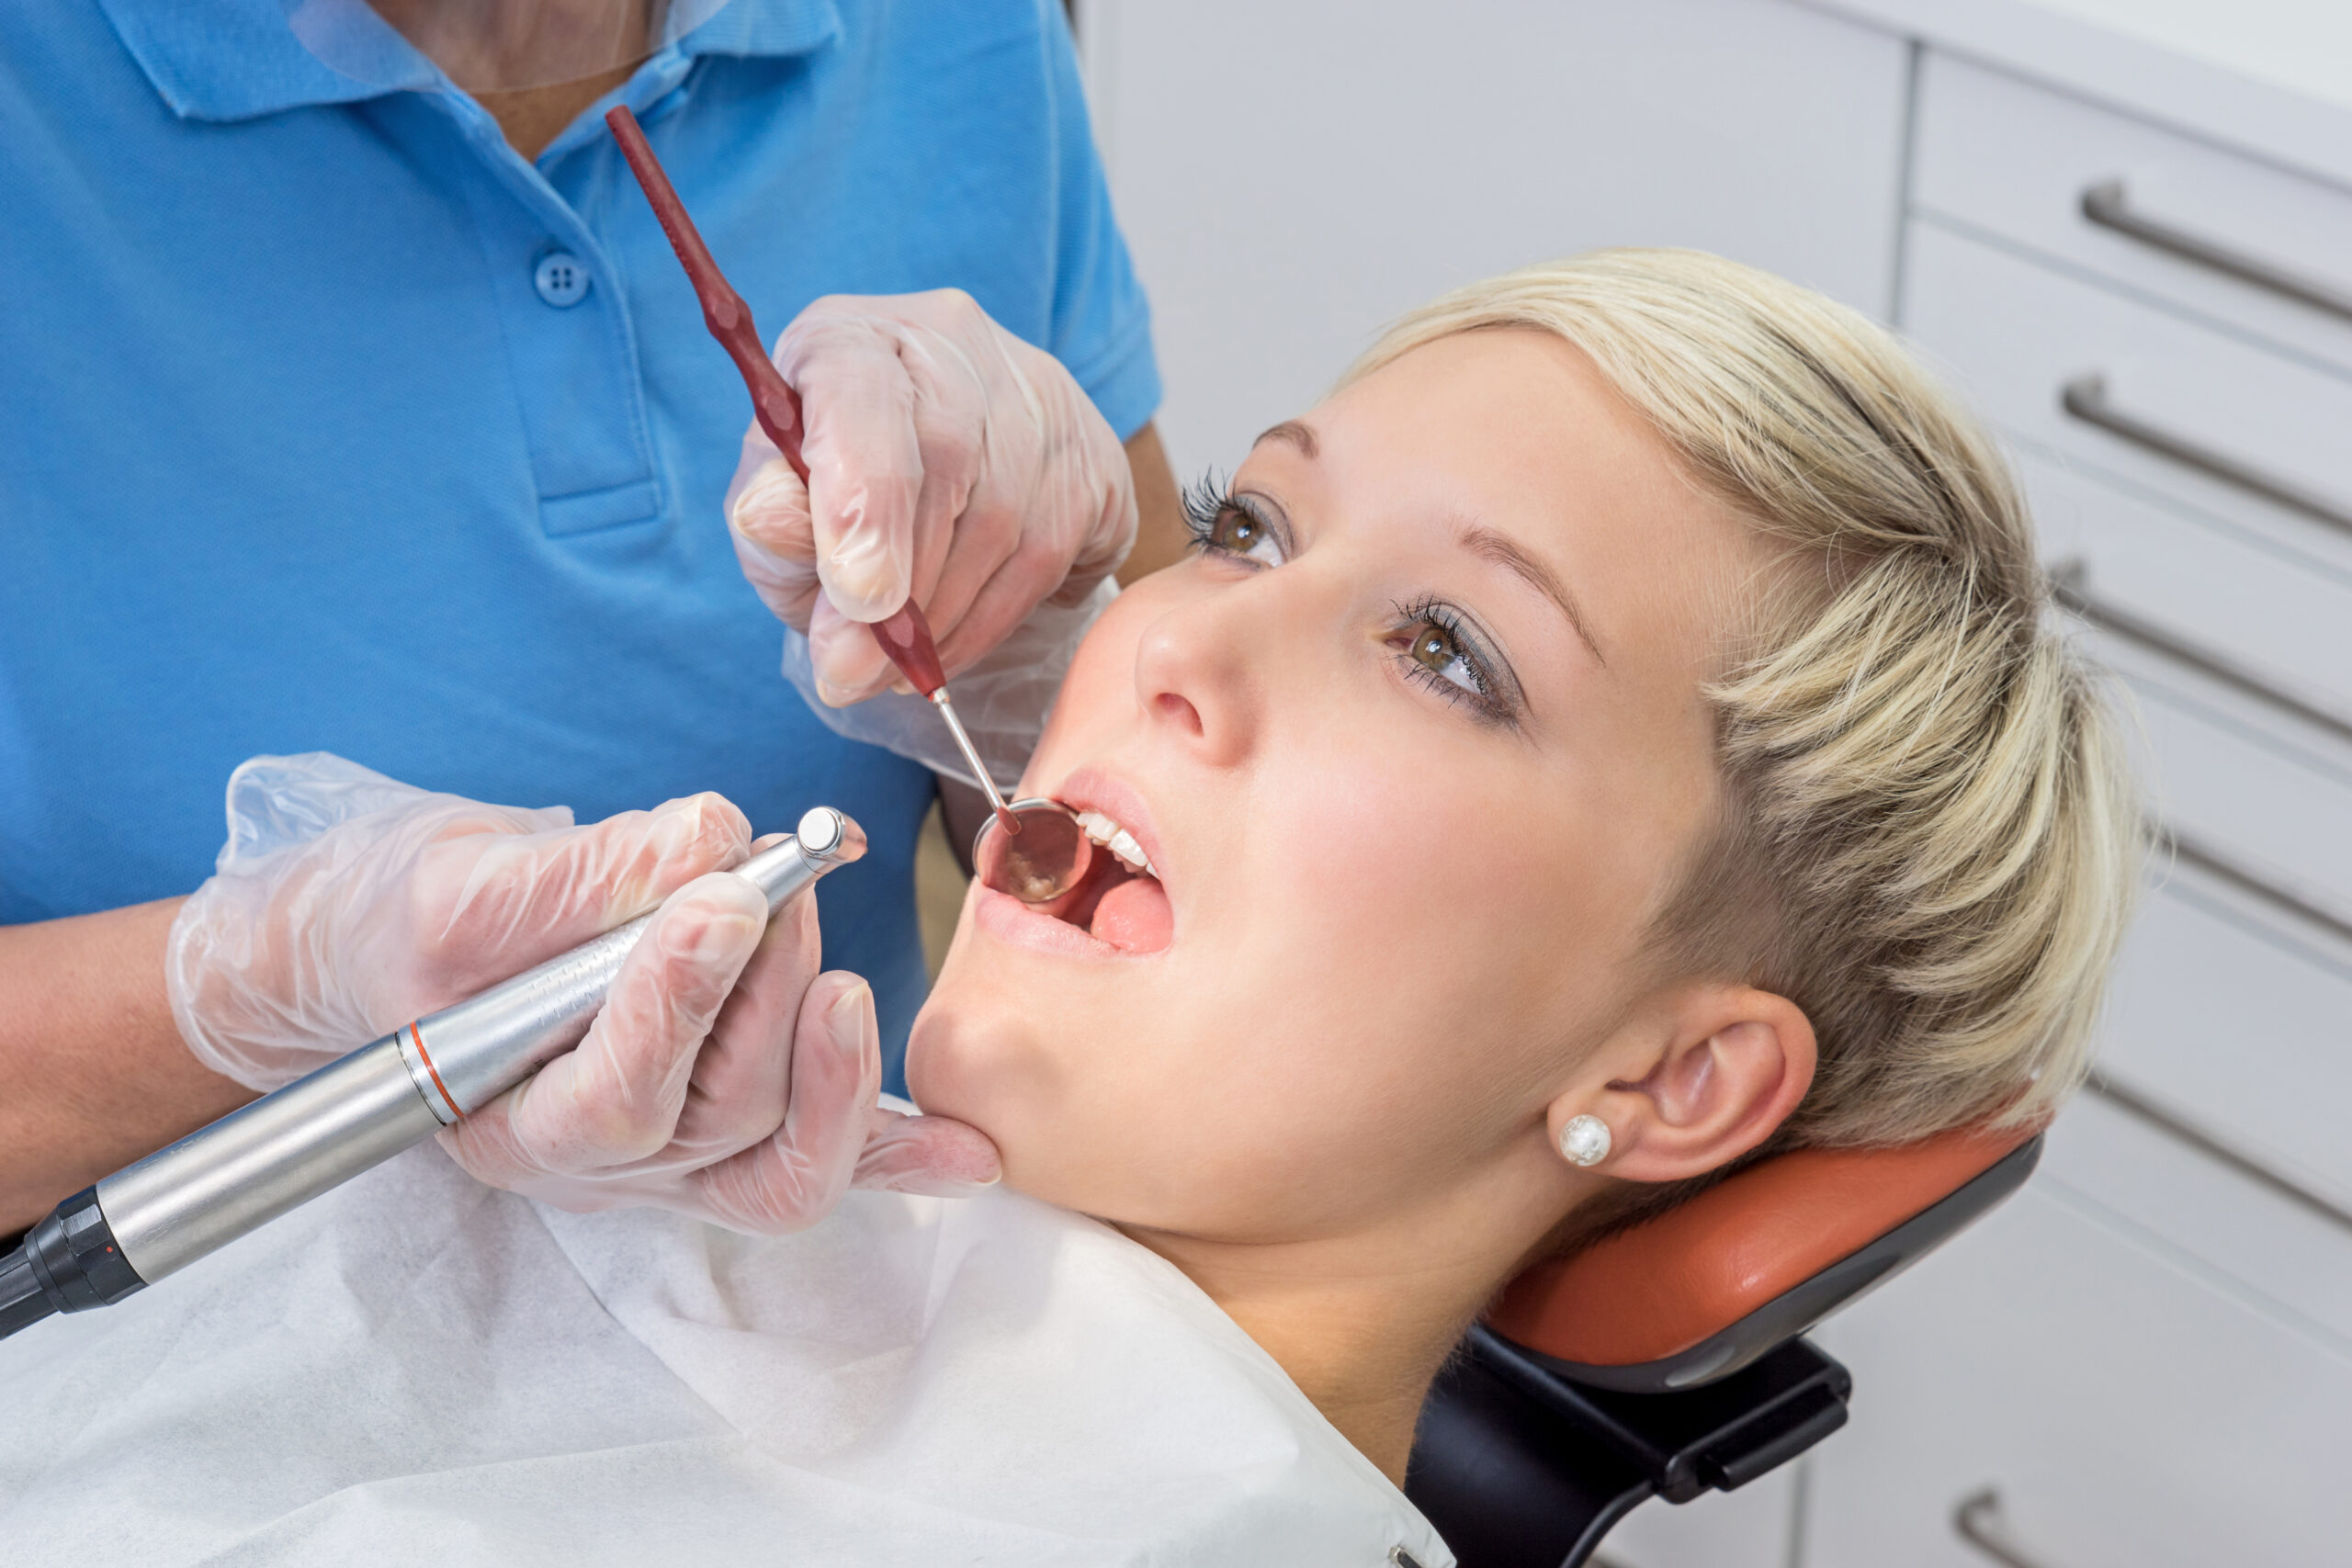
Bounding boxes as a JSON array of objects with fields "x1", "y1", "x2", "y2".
[
  {"x1": 605, "y1": 104, "x2": 944, "y2": 699},
  {"x1": 865, "y1": 605, "x2": 945, "y2": 696}
]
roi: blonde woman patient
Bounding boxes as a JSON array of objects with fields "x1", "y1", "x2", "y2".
[{"x1": 0, "y1": 252, "x2": 2139, "y2": 1565}]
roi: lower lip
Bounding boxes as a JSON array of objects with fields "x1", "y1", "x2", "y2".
[{"x1": 973, "y1": 886, "x2": 1157, "y2": 960}]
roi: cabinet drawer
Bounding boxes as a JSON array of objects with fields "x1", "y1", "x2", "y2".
[
  {"x1": 2099, "y1": 877, "x2": 2352, "y2": 1219},
  {"x1": 1911, "y1": 53, "x2": 2352, "y2": 374},
  {"x1": 2021, "y1": 450, "x2": 2352, "y2": 719},
  {"x1": 1905, "y1": 221, "x2": 2352, "y2": 558},
  {"x1": 2090, "y1": 616, "x2": 2352, "y2": 922},
  {"x1": 1905, "y1": 223, "x2": 2352, "y2": 707},
  {"x1": 1808, "y1": 1174, "x2": 2352, "y2": 1568}
]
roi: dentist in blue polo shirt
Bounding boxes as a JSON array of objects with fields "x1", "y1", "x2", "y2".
[{"x1": 0, "y1": 0, "x2": 1185, "y2": 1232}]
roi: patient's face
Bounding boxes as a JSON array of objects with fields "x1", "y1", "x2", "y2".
[{"x1": 910, "y1": 330, "x2": 1771, "y2": 1242}]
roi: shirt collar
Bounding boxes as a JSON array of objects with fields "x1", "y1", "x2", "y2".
[{"x1": 97, "y1": 0, "x2": 842, "y2": 123}]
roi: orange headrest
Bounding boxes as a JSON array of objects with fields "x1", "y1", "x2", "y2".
[{"x1": 1487, "y1": 1122, "x2": 2036, "y2": 1367}]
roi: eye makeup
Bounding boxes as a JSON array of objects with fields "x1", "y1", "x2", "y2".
[
  {"x1": 1182, "y1": 475, "x2": 1528, "y2": 728},
  {"x1": 1181, "y1": 476, "x2": 1291, "y2": 568},
  {"x1": 1385, "y1": 596, "x2": 1521, "y2": 726}
]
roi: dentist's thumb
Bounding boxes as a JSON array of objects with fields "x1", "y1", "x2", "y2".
[
  {"x1": 810, "y1": 473, "x2": 915, "y2": 626},
  {"x1": 724, "y1": 436, "x2": 917, "y2": 634}
]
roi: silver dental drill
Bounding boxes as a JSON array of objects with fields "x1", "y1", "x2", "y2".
[{"x1": 0, "y1": 807, "x2": 864, "y2": 1340}]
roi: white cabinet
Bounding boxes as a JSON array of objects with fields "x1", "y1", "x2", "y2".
[
  {"x1": 1809, "y1": 1106, "x2": 2352, "y2": 1568},
  {"x1": 1901, "y1": 224, "x2": 2352, "y2": 708},
  {"x1": 1908, "y1": 52, "x2": 2352, "y2": 376},
  {"x1": 2098, "y1": 878, "x2": 2352, "y2": 1220},
  {"x1": 1078, "y1": 0, "x2": 1910, "y2": 479},
  {"x1": 1826, "y1": 42, "x2": 2352, "y2": 1568},
  {"x1": 1596, "y1": 1469, "x2": 1797, "y2": 1568}
]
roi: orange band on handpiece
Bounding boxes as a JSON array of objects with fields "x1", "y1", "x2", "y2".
[{"x1": 409, "y1": 1021, "x2": 462, "y2": 1122}]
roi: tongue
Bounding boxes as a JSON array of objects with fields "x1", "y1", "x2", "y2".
[{"x1": 1089, "y1": 874, "x2": 1173, "y2": 953}]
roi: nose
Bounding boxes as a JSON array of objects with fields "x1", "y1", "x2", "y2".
[{"x1": 1131, "y1": 589, "x2": 1267, "y2": 769}]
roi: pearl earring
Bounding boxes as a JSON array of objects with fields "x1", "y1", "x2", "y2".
[{"x1": 1559, "y1": 1113, "x2": 1611, "y2": 1168}]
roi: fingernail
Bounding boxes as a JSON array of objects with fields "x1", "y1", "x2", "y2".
[
  {"x1": 729, "y1": 471, "x2": 798, "y2": 537},
  {"x1": 825, "y1": 980, "x2": 873, "y2": 1045},
  {"x1": 687, "y1": 917, "x2": 760, "y2": 964},
  {"x1": 824, "y1": 531, "x2": 899, "y2": 617},
  {"x1": 650, "y1": 793, "x2": 700, "y2": 834},
  {"x1": 649, "y1": 795, "x2": 741, "y2": 862},
  {"x1": 664, "y1": 897, "x2": 761, "y2": 962}
]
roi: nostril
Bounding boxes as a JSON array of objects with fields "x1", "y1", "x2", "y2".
[{"x1": 1152, "y1": 691, "x2": 1204, "y2": 738}]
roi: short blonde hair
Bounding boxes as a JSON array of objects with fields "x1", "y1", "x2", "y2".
[{"x1": 1347, "y1": 251, "x2": 2140, "y2": 1147}]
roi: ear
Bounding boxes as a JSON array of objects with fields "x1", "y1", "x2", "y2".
[{"x1": 1546, "y1": 987, "x2": 1817, "y2": 1182}]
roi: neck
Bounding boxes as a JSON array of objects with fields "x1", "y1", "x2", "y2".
[
  {"x1": 368, "y1": 0, "x2": 647, "y2": 159},
  {"x1": 1121, "y1": 1218, "x2": 1526, "y2": 1486},
  {"x1": 475, "y1": 67, "x2": 637, "y2": 160}
]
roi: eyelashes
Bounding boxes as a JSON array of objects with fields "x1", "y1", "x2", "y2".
[
  {"x1": 1389, "y1": 594, "x2": 1515, "y2": 726},
  {"x1": 1178, "y1": 470, "x2": 1233, "y2": 544},
  {"x1": 1182, "y1": 475, "x2": 1286, "y2": 567},
  {"x1": 1183, "y1": 473, "x2": 1521, "y2": 728}
]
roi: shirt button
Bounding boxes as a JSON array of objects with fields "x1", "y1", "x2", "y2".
[{"x1": 533, "y1": 251, "x2": 591, "y2": 308}]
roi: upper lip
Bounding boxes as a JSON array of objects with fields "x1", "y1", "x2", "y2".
[{"x1": 1050, "y1": 763, "x2": 1171, "y2": 895}]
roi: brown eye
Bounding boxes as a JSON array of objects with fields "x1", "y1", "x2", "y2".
[
  {"x1": 1210, "y1": 507, "x2": 1263, "y2": 554},
  {"x1": 1199, "y1": 499, "x2": 1285, "y2": 566},
  {"x1": 1409, "y1": 624, "x2": 1458, "y2": 673},
  {"x1": 1387, "y1": 597, "x2": 1517, "y2": 724},
  {"x1": 1393, "y1": 612, "x2": 1487, "y2": 701}
]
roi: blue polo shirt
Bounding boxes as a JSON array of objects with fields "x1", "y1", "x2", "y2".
[{"x1": 0, "y1": 0, "x2": 1159, "y2": 1083}]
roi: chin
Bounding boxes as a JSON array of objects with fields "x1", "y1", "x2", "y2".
[
  {"x1": 906, "y1": 962, "x2": 1128, "y2": 1210},
  {"x1": 904, "y1": 970, "x2": 1042, "y2": 1146}
]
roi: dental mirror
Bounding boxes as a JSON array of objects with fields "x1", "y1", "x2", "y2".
[{"x1": 974, "y1": 799, "x2": 1093, "y2": 904}]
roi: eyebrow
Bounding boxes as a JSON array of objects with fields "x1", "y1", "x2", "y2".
[
  {"x1": 1251, "y1": 419, "x2": 1319, "y2": 459},
  {"x1": 1458, "y1": 525, "x2": 1606, "y2": 665},
  {"x1": 1247, "y1": 419, "x2": 1601, "y2": 664}
]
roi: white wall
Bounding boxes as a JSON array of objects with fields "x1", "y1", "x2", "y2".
[{"x1": 1077, "y1": 0, "x2": 1912, "y2": 479}]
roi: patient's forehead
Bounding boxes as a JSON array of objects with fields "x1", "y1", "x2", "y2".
[{"x1": 1279, "y1": 329, "x2": 1780, "y2": 680}]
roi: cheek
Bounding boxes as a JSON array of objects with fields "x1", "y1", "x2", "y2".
[
  {"x1": 1229, "y1": 744, "x2": 1640, "y2": 1116},
  {"x1": 1013, "y1": 586, "x2": 1163, "y2": 793},
  {"x1": 1156, "y1": 754, "x2": 1542, "y2": 1154}
]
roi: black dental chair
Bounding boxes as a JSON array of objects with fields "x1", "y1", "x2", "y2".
[{"x1": 1404, "y1": 1122, "x2": 2043, "y2": 1568}]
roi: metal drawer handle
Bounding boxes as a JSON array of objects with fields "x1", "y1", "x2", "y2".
[
  {"x1": 2095, "y1": 828, "x2": 2352, "y2": 1240},
  {"x1": 2060, "y1": 374, "x2": 2352, "y2": 543},
  {"x1": 2047, "y1": 560, "x2": 2352, "y2": 749},
  {"x1": 1952, "y1": 1488, "x2": 2059, "y2": 1568},
  {"x1": 2089, "y1": 1064, "x2": 2352, "y2": 1240},
  {"x1": 2080, "y1": 178, "x2": 2352, "y2": 325},
  {"x1": 2156, "y1": 823, "x2": 2352, "y2": 959}
]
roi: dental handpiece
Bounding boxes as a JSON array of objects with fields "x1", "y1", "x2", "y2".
[{"x1": 0, "y1": 807, "x2": 863, "y2": 1342}]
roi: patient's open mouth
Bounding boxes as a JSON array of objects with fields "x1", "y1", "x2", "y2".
[{"x1": 1043, "y1": 806, "x2": 1171, "y2": 953}]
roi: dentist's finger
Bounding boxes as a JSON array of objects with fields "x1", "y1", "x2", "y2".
[
  {"x1": 660, "y1": 885, "x2": 821, "y2": 1158},
  {"x1": 787, "y1": 319, "x2": 925, "y2": 625},
  {"x1": 801, "y1": 592, "x2": 898, "y2": 705},
  {"x1": 852, "y1": 1107, "x2": 1001, "y2": 1196},
  {"x1": 727, "y1": 444, "x2": 822, "y2": 630},
  {"x1": 407, "y1": 792, "x2": 752, "y2": 1007},
  {"x1": 445, "y1": 873, "x2": 765, "y2": 1179},
  {"x1": 925, "y1": 530, "x2": 1080, "y2": 682},
  {"x1": 689, "y1": 969, "x2": 876, "y2": 1233}
]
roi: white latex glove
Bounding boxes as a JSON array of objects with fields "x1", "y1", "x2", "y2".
[
  {"x1": 442, "y1": 860, "x2": 1001, "y2": 1225},
  {"x1": 725, "y1": 288, "x2": 1137, "y2": 707},
  {"x1": 779, "y1": 578, "x2": 1114, "y2": 793},
  {"x1": 167, "y1": 753, "x2": 1000, "y2": 1229}
]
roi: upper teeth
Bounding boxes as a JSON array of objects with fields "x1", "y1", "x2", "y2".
[{"x1": 1075, "y1": 809, "x2": 1157, "y2": 878}]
